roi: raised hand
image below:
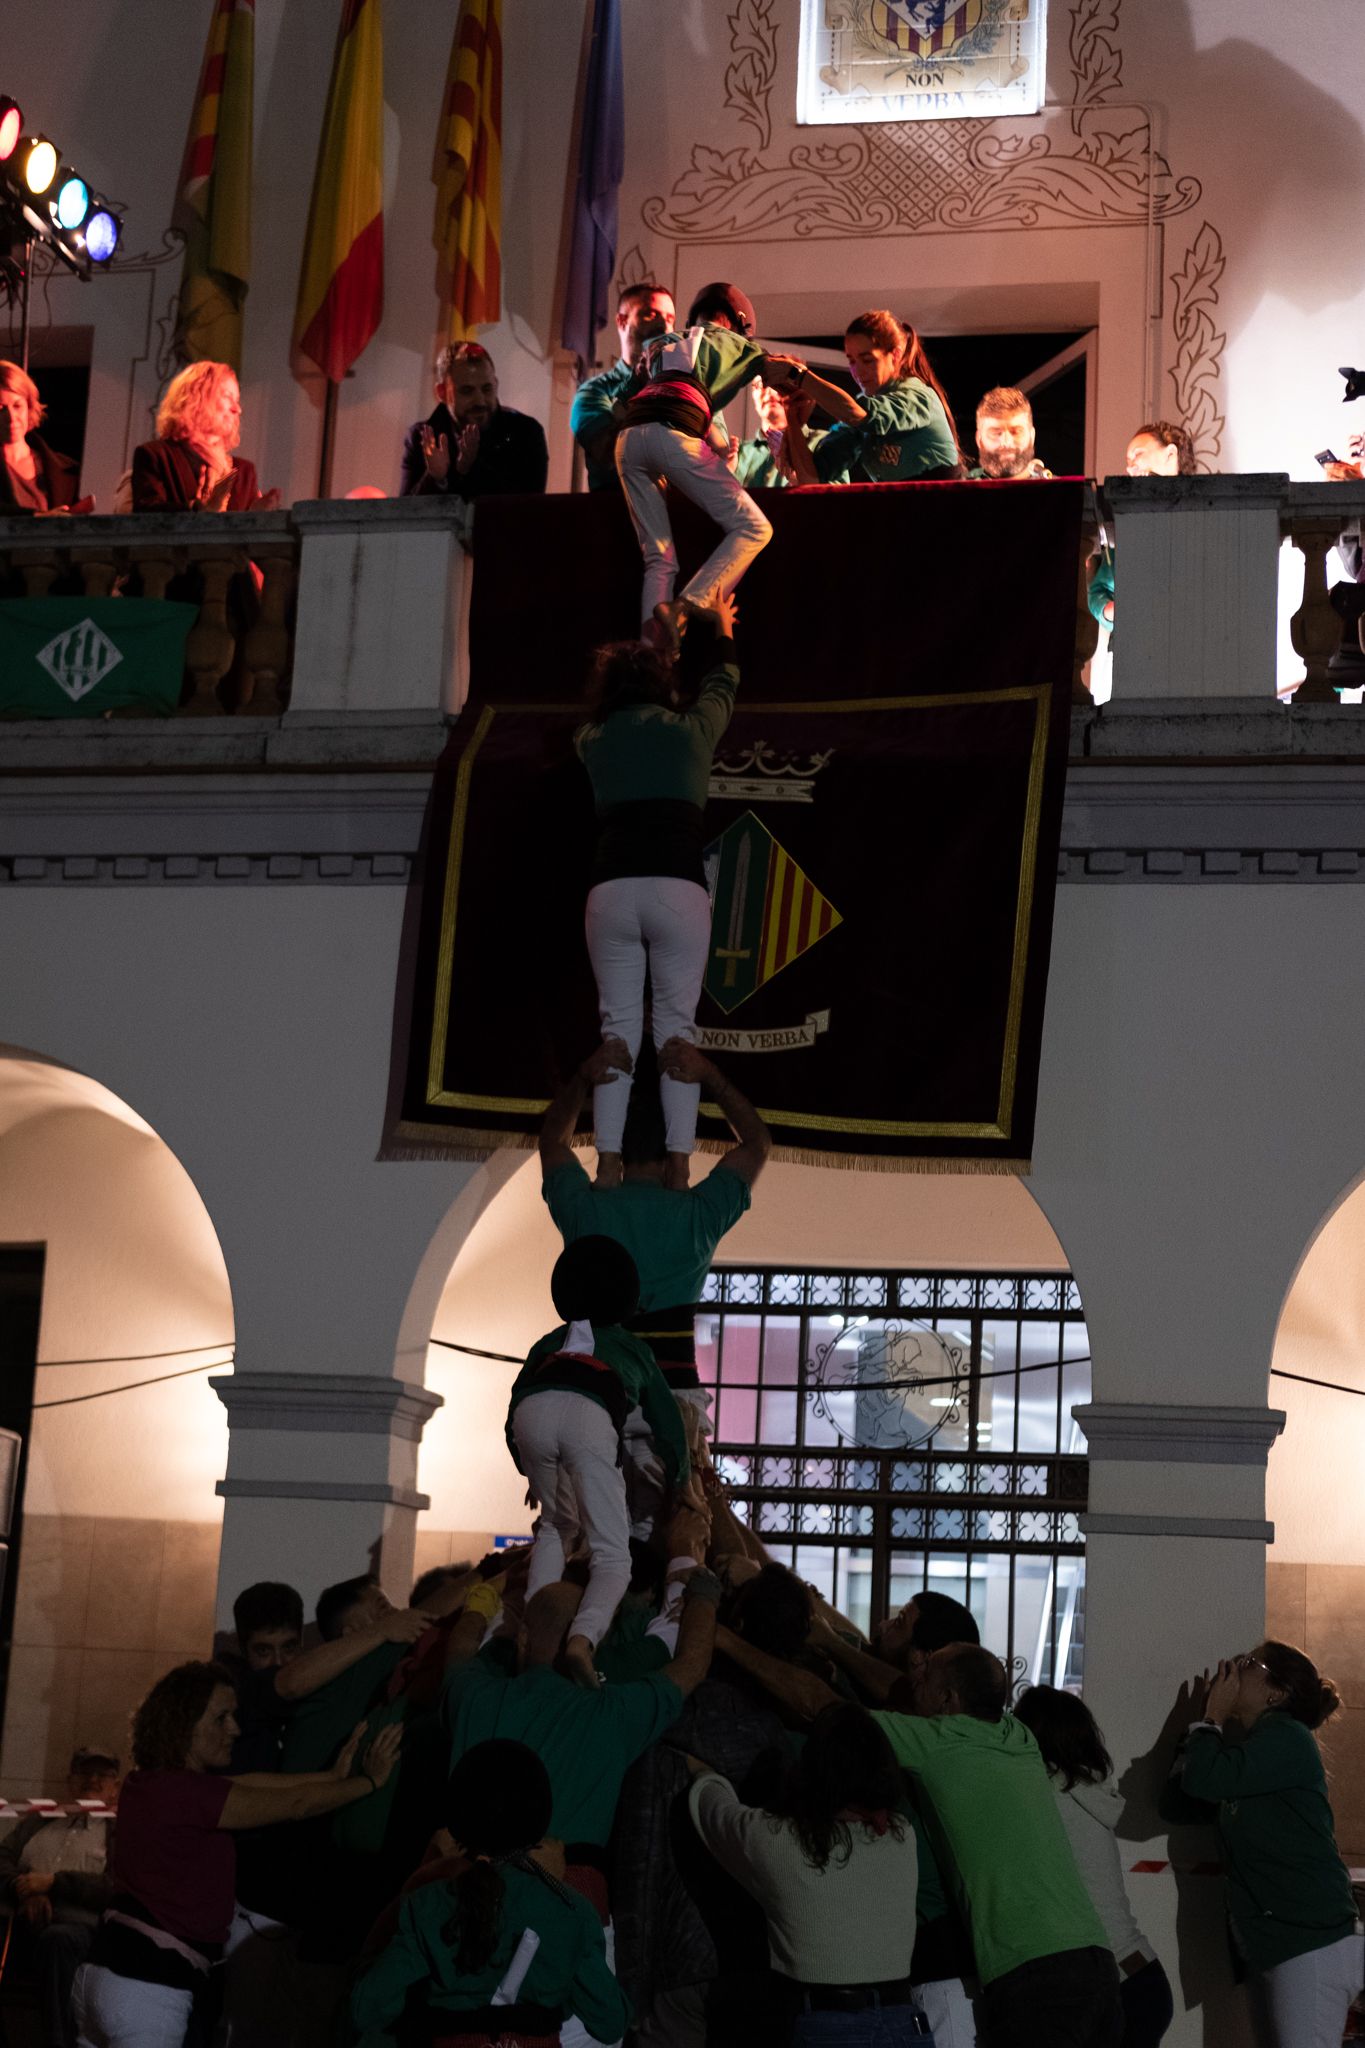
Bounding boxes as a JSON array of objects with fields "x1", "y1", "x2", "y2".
[
  {"x1": 360, "y1": 1720, "x2": 403, "y2": 1790},
  {"x1": 421, "y1": 424, "x2": 452, "y2": 482},
  {"x1": 380, "y1": 1606, "x2": 434, "y2": 1645},
  {"x1": 455, "y1": 421, "x2": 482, "y2": 475},
  {"x1": 658, "y1": 1036, "x2": 715, "y2": 1087},
  {"x1": 254, "y1": 486, "x2": 282, "y2": 511},
  {"x1": 581, "y1": 1038, "x2": 632, "y2": 1086}
]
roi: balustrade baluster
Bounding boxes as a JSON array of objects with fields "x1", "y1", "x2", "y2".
[
  {"x1": 182, "y1": 549, "x2": 242, "y2": 716},
  {"x1": 1285, "y1": 516, "x2": 1346, "y2": 704},
  {"x1": 18, "y1": 550, "x2": 60, "y2": 600},
  {"x1": 240, "y1": 547, "x2": 297, "y2": 714},
  {"x1": 73, "y1": 552, "x2": 117, "y2": 600}
]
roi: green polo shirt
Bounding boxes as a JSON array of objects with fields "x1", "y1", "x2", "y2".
[
  {"x1": 1177, "y1": 1713, "x2": 1358, "y2": 1970},
  {"x1": 873, "y1": 1710, "x2": 1107, "y2": 1986},
  {"x1": 815, "y1": 378, "x2": 959, "y2": 483},
  {"x1": 279, "y1": 1642, "x2": 405, "y2": 1772},
  {"x1": 570, "y1": 359, "x2": 633, "y2": 491},
  {"x1": 574, "y1": 651, "x2": 738, "y2": 811},
  {"x1": 443, "y1": 1645, "x2": 684, "y2": 1849},
  {"x1": 351, "y1": 1860, "x2": 631, "y2": 2041},
  {"x1": 1088, "y1": 548, "x2": 1115, "y2": 625},
  {"x1": 544, "y1": 1161, "x2": 751, "y2": 1313}
]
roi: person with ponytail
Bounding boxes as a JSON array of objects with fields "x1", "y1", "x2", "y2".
[
  {"x1": 352, "y1": 1739, "x2": 630, "y2": 2048},
  {"x1": 768, "y1": 312, "x2": 962, "y2": 485},
  {"x1": 1162, "y1": 1640, "x2": 1363, "y2": 2045},
  {"x1": 688, "y1": 1703, "x2": 932, "y2": 2043},
  {"x1": 1014, "y1": 1686, "x2": 1172, "y2": 2047}
]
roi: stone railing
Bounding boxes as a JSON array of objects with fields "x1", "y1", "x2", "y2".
[
  {"x1": 1096, "y1": 473, "x2": 1365, "y2": 704},
  {"x1": 0, "y1": 496, "x2": 473, "y2": 723}
]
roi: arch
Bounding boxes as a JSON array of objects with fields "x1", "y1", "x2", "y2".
[
  {"x1": 406, "y1": 1148, "x2": 1077, "y2": 1565},
  {"x1": 0, "y1": 1045, "x2": 234, "y2": 1799}
]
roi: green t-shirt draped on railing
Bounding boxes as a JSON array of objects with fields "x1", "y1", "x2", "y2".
[{"x1": 0, "y1": 598, "x2": 197, "y2": 718}]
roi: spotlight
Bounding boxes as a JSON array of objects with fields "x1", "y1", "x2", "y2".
[
  {"x1": 0, "y1": 99, "x2": 22, "y2": 163},
  {"x1": 20, "y1": 136, "x2": 57, "y2": 195},
  {"x1": 83, "y1": 208, "x2": 119, "y2": 264},
  {"x1": 53, "y1": 173, "x2": 89, "y2": 231}
]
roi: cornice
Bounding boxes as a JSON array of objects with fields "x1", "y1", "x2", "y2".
[
  {"x1": 210, "y1": 1372, "x2": 444, "y2": 1442},
  {"x1": 1072, "y1": 1403, "x2": 1286, "y2": 1466}
]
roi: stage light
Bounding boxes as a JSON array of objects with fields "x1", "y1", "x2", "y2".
[
  {"x1": 83, "y1": 208, "x2": 119, "y2": 263},
  {"x1": 53, "y1": 174, "x2": 89, "y2": 231},
  {"x1": 20, "y1": 137, "x2": 57, "y2": 195},
  {"x1": 0, "y1": 99, "x2": 22, "y2": 162}
]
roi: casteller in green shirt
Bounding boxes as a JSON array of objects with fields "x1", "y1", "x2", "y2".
[
  {"x1": 873, "y1": 1708, "x2": 1108, "y2": 1986},
  {"x1": 352, "y1": 1859, "x2": 631, "y2": 2044},
  {"x1": 443, "y1": 1642, "x2": 684, "y2": 1850},
  {"x1": 814, "y1": 377, "x2": 960, "y2": 484},
  {"x1": 279, "y1": 1641, "x2": 405, "y2": 1772},
  {"x1": 544, "y1": 1159, "x2": 750, "y2": 1320}
]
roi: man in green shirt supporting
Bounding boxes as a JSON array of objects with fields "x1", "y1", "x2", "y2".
[
  {"x1": 571, "y1": 283, "x2": 676, "y2": 493},
  {"x1": 873, "y1": 1645, "x2": 1121, "y2": 2046},
  {"x1": 540, "y1": 1039, "x2": 770, "y2": 1534}
]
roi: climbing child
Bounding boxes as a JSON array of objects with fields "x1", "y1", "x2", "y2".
[
  {"x1": 614, "y1": 280, "x2": 775, "y2": 647},
  {"x1": 507, "y1": 1237, "x2": 690, "y2": 1687}
]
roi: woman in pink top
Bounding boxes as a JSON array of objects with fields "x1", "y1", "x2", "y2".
[{"x1": 70, "y1": 1659, "x2": 399, "y2": 2048}]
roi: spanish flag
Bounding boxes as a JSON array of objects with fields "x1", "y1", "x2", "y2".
[
  {"x1": 433, "y1": 0, "x2": 502, "y2": 340},
  {"x1": 174, "y1": 0, "x2": 255, "y2": 371},
  {"x1": 294, "y1": 0, "x2": 385, "y2": 384}
]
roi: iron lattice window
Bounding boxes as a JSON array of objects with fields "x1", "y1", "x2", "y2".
[{"x1": 698, "y1": 1267, "x2": 1090, "y2": 1689}]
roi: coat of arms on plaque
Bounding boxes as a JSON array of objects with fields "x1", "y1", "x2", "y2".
[{"x1": 798, "y1": 0, "x2": 1045, "y2": 125}]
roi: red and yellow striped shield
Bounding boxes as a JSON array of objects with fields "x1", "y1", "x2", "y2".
[
  {"x1": 705, "y1": 813, "x2": 842, "y2": 1017},
  {"x1": 869, "y1": 0, "x2": 982, "y2": 58}
]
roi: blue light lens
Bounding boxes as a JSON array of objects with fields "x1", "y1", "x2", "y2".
[
  {"x1": 84, "y1": 209, "x2": 118, "y2": 263},
  {"x1": 54, "y1": 175, "x2": 89, "y2": 230}
]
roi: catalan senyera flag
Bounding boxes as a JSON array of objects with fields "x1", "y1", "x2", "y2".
[
  {"x1": 174, "y1": 0, "x2": 255, "y2": 371},
  {"x1": 293, "y1": 0, "x2": 385, "y2": 385},
  {"x1": 433, "y1": 0, "x2": 502, "y2": 340}
]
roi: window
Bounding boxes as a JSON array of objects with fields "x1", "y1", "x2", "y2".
[{"x1": 698, "y1": 1266, "x2": 1089, "y2": 1690}]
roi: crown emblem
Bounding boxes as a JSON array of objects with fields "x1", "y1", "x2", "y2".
[{"x1": 708, "y1": 741, "x2": 834, "y2": 806}]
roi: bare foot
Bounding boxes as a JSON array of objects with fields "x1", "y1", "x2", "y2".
[
  {"x1": 564, "y1": 1634, "x2": 602, "y2": 1689},
  {"x1": 663, "y1": 1151, "x2": 691, "y2": 1191},
  {"x1": 595, "y1": 1150, "x2": 623, "y2": 1188}
]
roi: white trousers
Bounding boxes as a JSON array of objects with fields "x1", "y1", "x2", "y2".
[
  {"x1": 1248, "y1": 1930, "x2": 1365, "y2": 2048},
  {"x1": 585, "y1": 877, "x2": 712, "y2": 1155},
  {"x1": 915, "y1": 1975, "x2": 978, "y2": 2046},
  {"x1": 560, "y1": 1919, "x2": 623, "y2": 2048},
  {"x1": 514, "y1": 1390, "x2": 631, "y2": 1650},
  {"x1": 615, "y1": 421, "x2": 772, "y2": 624},
  {"x1": 71, "y1": 1964, "x2": 193, "y2": 2048}
]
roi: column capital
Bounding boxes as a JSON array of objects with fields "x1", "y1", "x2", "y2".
[
  {"x1": 210, "y1": 1372, "x2": 443, "y2": 1443},
  {"x1": 1072, "y1": 1402, "x2": 1285, "y2": 1466}
]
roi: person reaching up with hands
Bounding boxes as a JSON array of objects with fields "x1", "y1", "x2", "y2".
[{"x1": 1162, "y1": 1641, "x2": 1363, "y2": 2046}]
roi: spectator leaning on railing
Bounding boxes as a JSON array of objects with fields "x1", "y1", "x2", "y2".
[{"x1": 1089, "y1": 420, "x2": 1197, "y2": 633}]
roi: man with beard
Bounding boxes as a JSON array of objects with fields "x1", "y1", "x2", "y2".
[
  {"x1": 969, "y1": 385, "x2": 1052, "y2": 479},
  {"x1": 400, "y1": 340, "x2": 548, "y2": 501},
  {"x1": 571, "y1": 282, "x2": 677, "y2": 492}
]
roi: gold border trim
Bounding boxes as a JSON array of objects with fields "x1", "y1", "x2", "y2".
[{"x1": 424, "y1": 687, "x2": 1053, "y2": 1140}]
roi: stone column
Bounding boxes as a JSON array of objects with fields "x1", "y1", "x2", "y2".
[
  {"x1": 1073, "y1": 1401, "x2": 1286, "y2": 2048},
  {"x1": 210, "y1": 1372, "x2": 444, "y2": 1624},
  {"x1": 1103, "y1": 473, "x2": 1288, "y2": 701}
]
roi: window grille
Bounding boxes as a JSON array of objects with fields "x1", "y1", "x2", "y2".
[{"x1": 698, "y1": 1267, "x2": 1090, "y2": 1689}]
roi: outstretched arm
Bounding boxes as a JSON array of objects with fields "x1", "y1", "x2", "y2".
[
  {"x1": 275, "y1": 1606, "x2": 432, "y2": 1701},
  {"x1": 658, "y1": 1042, "x2": 771, "y2": 1187},
  {"x1": 807, "y1": 1617, "x2": 898, "y2": 1702},
  {"x1": 660, "y1": 1571, "x2": 722, "y2": 1696},
  {"x1": 715, "y1": 1625, "x2": 839, "y2": 1722},
  {"x1": 219, "y1": 1722, "x2": 401, "y2": 1830}
]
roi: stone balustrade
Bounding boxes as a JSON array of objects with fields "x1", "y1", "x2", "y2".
[{"x1": 3, "y1": 481, "x2": 1364, "y2": 736}]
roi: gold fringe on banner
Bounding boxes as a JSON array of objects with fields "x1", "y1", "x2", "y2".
[{"x1": 382, "y1": 1122, "x2": 1028, "y2": 1177}]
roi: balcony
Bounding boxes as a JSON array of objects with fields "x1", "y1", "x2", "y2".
[{"x1": 0, "y1": 475, "x2": 1362, "y2": 778}]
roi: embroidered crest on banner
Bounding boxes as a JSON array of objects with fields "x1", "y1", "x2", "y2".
[
  {"x1": 35, "y1": 619, "x2": 124, "y2": 702},
  {"x1": 703, "y1": 811, "x2": 842, "y2": 1018}
]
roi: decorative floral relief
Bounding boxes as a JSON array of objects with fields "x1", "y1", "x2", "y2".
[
  {"x1": 642, "y1": 0, "x2": 1197, "y2": 241},
  {"x1": 1168, "y1": 220, "x2": 1227, "y2": 466},
  {"x1": 1068, "y1": 0, "x2": 1124, "y2": 133}
]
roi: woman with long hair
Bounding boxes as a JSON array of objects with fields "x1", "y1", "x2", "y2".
[
  {"x1": 352, "y1": 1739, "x2": 629, "y2": 2046},
  {"x1": 688, "y1": 1702, "x2": 930, "y2": 2043},
  {"x1": 1161, "y1": 1641, "x2": 1363, "y2": 2046},
  {"x1": 69, "y1": 1659, "x2": 399, "y2": 2048},
  {"x1": 1014, "y1": 1685, "x2": 1171, "y2": 2047},
  {"x1": 769, "y1": 311, "x2": 962, "y2": 484},
  {"x1": 575, "y1": 598, "x2": 738, "y2": 1190},
  {"x1": 130, "y1": 362, "x2": 279, "y2": 512}
]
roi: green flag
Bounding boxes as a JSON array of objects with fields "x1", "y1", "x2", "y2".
[{"x1": 0, "y1": 600, "x2": 198, "y2": 718}]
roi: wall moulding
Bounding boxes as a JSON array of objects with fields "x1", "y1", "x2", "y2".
[{"x1": 1073, "y1": 1401, "x2": 1286, "y2": 1466}]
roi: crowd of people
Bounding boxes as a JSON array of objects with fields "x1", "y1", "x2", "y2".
[
  {"x1": 3, "y1": 1041, "x2": 1357, "y2": 2048},
  {"x1": 3, "y1": 293, "x2": 1363, "y2": 2048}
]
